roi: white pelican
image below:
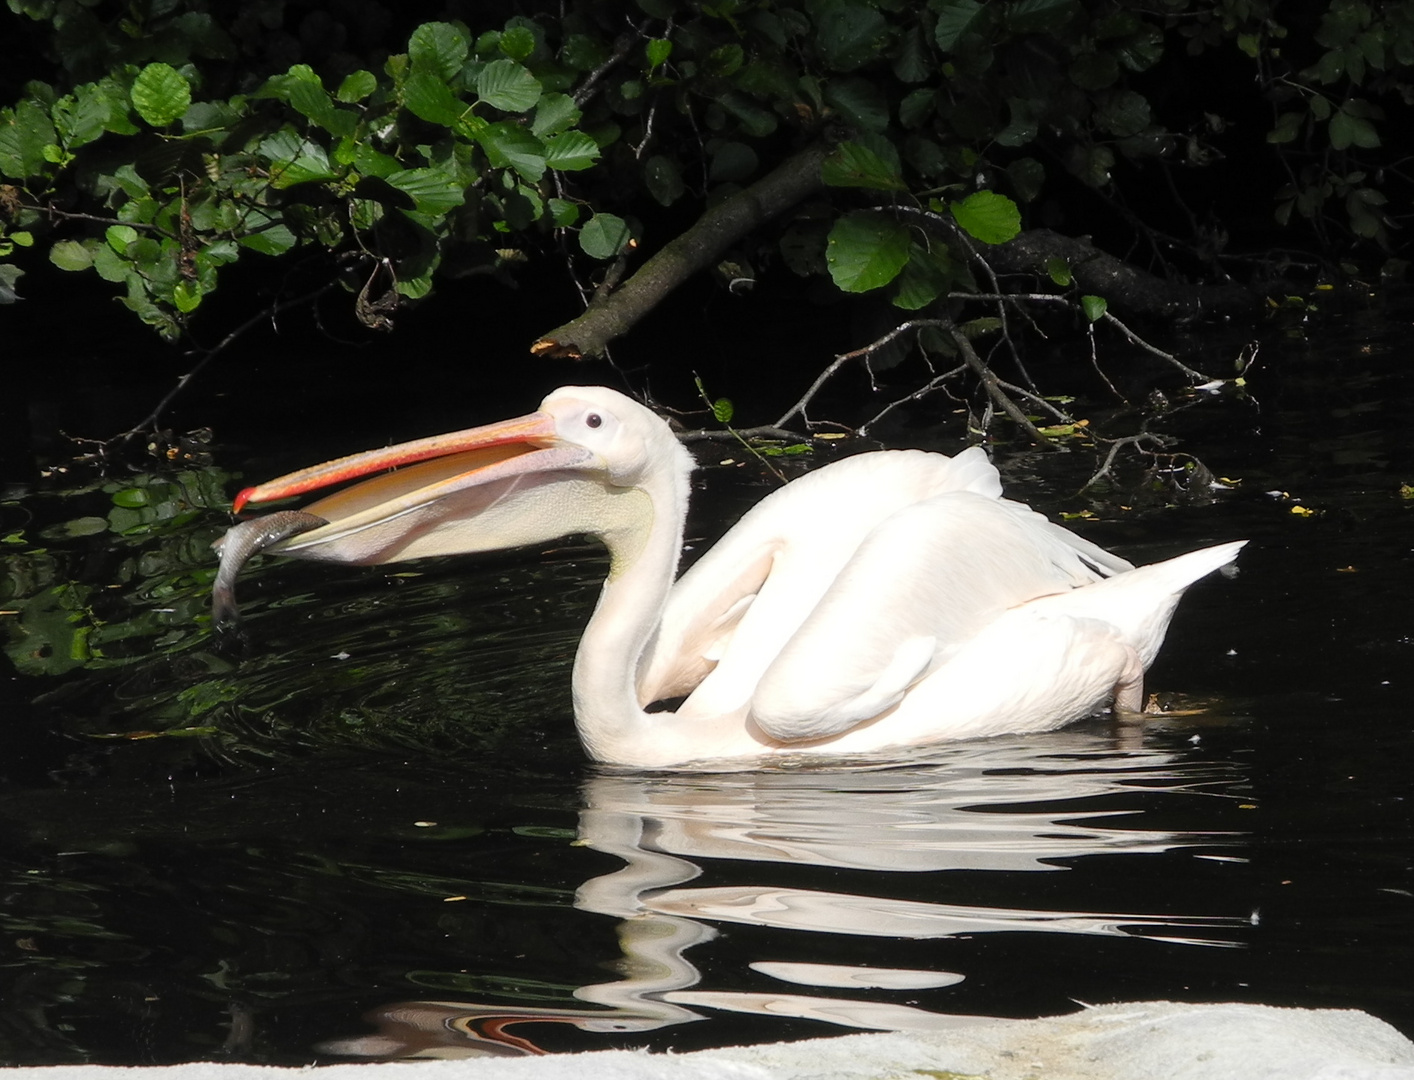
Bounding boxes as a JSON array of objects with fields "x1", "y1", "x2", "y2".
[{"x1": 215, "y1": 385, "x2": 1243, "y2": 769}]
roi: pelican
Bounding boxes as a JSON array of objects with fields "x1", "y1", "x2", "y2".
[{"x1": 214, "y1": 385, "x2": 1243, "y2": 769}]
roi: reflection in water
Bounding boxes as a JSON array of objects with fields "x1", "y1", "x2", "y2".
[{"x1": 325, "y1": 730, "x2": 1249, "y2": 1058}]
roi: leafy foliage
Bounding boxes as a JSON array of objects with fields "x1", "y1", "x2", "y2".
[{"x1": 0, "y1": 0, "x2": 1409, "y2": 350}]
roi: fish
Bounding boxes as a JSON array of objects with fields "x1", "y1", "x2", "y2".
[{"x1": 210, "y1": 510, "x2": 328, "y2": 629}]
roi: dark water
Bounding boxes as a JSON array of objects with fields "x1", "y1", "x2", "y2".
[{"x1": 2, "y1": 296, "x2": 1413, "y2": 1064}]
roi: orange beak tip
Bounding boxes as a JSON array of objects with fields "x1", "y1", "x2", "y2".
[{"x1": 232, "y1": 486, "x2": 257, "y2": 514}]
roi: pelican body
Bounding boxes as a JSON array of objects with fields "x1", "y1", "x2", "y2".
[{"x1": 215, "y1": 386, "x2": 1243, "y2": 769}]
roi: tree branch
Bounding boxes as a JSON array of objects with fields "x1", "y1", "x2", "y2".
[{"x1": 532, "y1": 142, "x2": 831, "y2": 359}]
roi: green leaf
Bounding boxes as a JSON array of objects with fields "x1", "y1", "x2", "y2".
[
  {"x1": 386, "y1": 167, "x2": 467, "y2": 214},
  {"x1": 409, "y1": 22, "x2": 469, "y2": 81},
  {"x1": 53, "y1": 85, "x2": 109, "y2": 149},
  {"x1": 711, "y1": 397, "x2": 734, "y2": 424},
  {"x1": 1096, "y1": 89, "x2": 1151, "y2": 137},
  {"x1": 949, "y1": 190, "x2": 1021, "y2": 245},
  {"x1": 531, "y1": 93, "x2": 580, "y2": 137},
  {"x1": 644, "y1": 155, "x2": 684, "y2": 206},
  {"x1": 0, "y1": 264, "x2": 23, "y2": 304},
  {"x1": 337, "y1": 70, "x2": 378, "y2": 103},
  {"x1": 477, "y1": 59, "x2": 542, "y2": 113},
  {"x1": 544, "y1": 130, "x2": 599, "y2": 171},
  {"x1": 1114, "y1": 25, "x2": 1164, "y2": 71},
  {"x1": 172, "y1": 279, "x2": 202, "y2": 313},
  {"x1": 90, "y1": 244, "x2": 129, "y2": 283},
  {"x1": 935, "y1": 0, "x2": 985, "y2": 51},
  {"x1": 822, "y1": 141, "x2": 905, "y2": 191},
  {"x1": 579, "y1": 212, "x2": 631, "y2": 259},
  {"x1": 1069, "y1": 51, "x2": 1119, "y2": 91},
  {"x1": 822, "y1": 77, "x2": 889, "y2": 132},
  {"x1": 0, "y1": 101, "x2": 57, "y2": 178},
  {"x1": 646, "y1": 38, "x2": 673, "y2": 70},
  {"x1": 1005, "y1": 157, "x2": 1045, "y2": 202},
  {"x1": 1007, "y1": 0, "x2": 1077, "y2": 34},
  {"x1": 499, "y1": 25, "x2": 537, "y2": 62},
  {"x1": 813, "y1": 1, "x2": 888, "y2": 70},
  {"x1": 49, "y1": 240, "x2": 93, "y2": 272},
  {"x1": 403, "y1": 69, "x2": 464, "y2": 126},
  {"x1": 478, "y1": 122, "x2": 546, "y2": 181},
  {"x1": 892, "y1": 243, "x2": 953, "y2": 310},
  {"x1": 237, "y1": 223, "x2": 297, "y2": 256},
  {"x1": 549, "y1": 198, "x2": 580, "y2": 227},
  {"x1": 899, "y1": 88, "x2": 935, "y2": 129},
  {"x1": 1329, "y1": 106, "x2": 1380, "y2": 150},
  {"x1": 1081, "y1": 294, "x2": 1107, "y2": 321},
  {"x1": 827, "y1": 212, "x2": 911, "y2": 293},
  {"x1": 131, "y1": 63, "x2": 192, "y2": 127},
  {"x1": 1267, "y1": 112, "x2": 1304, "y2": 144},
  {"x1": 260, "y1": 133, "x2": 339, "y2": 187},
  {"x1": 1046, "y1": 257, "x2": 1072, "y2": 286},
  {"x1": 105, "y1": 224, "x2": 138, "y2": 254}
]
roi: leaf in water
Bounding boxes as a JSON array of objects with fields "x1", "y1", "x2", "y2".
[
  {"x1": 39, "y1": 516, "x2": 109, "y2": 540},
  {"x1": 111, "y1": 487, "x2": 151, "y2": 509},
  {"x1": 1046, "y1": 257, "x2": 1072, "y2": 285},
  {"x1": 1080, "y1": 294, "x2": 1107, "y2": 321},
  {"x1": 578, "y1": 212, "x2": 631, "y2": 259},
  {"x1": 1037, "y1": 419, "x2": 1091, "y2": 438},
  {"x1": 949, "y1": 190, "x2": 1021, "y2": 245},
  {"x1": 131, "y1": 63, "x2": 191, "y2": 127},
  {"x1": 827, "y1": 212, "x2": 911, "y2": 293}
]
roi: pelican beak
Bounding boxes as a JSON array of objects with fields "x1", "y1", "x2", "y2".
[
  {"x1": 234, "y1": 411, "x2": 565, "y2": 512},
  {"x1": 226, "y1": 409, "x2": 598, "y2": 566}
]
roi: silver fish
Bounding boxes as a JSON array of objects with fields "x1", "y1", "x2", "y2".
[{"x1": 211, "y1": 510, "x2": 328, "y2": 629}]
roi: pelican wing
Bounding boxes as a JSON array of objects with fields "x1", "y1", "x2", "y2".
[
  {"x1": 640, "y1": 448, "x2": 1005, "y2": 708},
  {"x1": 745, "y1": 492, "x2": 1131, "y2": 742}
]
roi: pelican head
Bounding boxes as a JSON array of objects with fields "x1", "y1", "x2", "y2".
[{"x1": 232, "y1": 386, "x2": 693, "y2": 568}]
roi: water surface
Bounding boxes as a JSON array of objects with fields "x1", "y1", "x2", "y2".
[{"x1": 2, "y1": 298, "x2": 1412, "y2": 1063}]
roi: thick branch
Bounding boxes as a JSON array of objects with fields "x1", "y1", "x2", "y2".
[
  {"x1": 988, "y1": 228, "x2": 1258, "y2": 321},
  {"x1": 533, "y1": 143, "x2": 830, "y2": 359}
]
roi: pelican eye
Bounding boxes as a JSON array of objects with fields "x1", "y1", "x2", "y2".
[{"x1": 585, "y1": 412, "x2": 603, "y2": 429}]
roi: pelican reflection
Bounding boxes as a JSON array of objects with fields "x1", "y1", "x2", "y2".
[{"x1": 323, "y1": 730, "x2": 1249, "y2": 1058}]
